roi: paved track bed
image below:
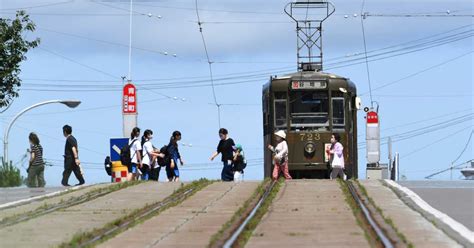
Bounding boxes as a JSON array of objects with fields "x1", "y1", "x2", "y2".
[
  {"x1": 99, "y1": 181, "x2": 260, "y2": 248},
  {"x1": 0, "y1": 182, "x2": 180, "y2": 248},
  {"x1": 245, "y1": 180, "x2": 370, "y2": 248}
]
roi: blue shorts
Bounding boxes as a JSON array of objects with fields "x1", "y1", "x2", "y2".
[
  {"x1": 130, "y1": 163, "x2": 138, "y2": 174},
  {"x1": 166, "y1": 159, "x2": 180, "y2": 179}
]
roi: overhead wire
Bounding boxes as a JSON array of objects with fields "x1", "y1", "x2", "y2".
[
  {"x1": 195, "y1": 0, "x2": 221, "y2": 128},
  {"x1": 358, "y1": 113, "x2": 474, "y2": 148},
  {"x1": 450, "y1": 130, "x2": 474, "y2": 165},
  {"x1": 359, "y1": 0, "x2": 374, "y2": 108},
  {"x1": 0, "y1": 0, "x2": 74, "y2": 11},
  {"x1": 402, "y1": 127, "x2": 471, "y2": 159},
  {"x1": 358, "y1": 108, "x2": 473, "y2": 138},
  {"x1": 325, "y1": 24, "x2": 473, "y2": 63},
  {"x1": 359, "y1": 50, "x2": 473, "y2": 95}
]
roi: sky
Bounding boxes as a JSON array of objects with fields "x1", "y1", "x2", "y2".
[{"x1": 0, "y1": 0, "x2": 472, "y2": 186}]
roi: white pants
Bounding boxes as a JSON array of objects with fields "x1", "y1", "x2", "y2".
[{"x1": 234, "y1": 171, "x2": 243, "y2": 182}]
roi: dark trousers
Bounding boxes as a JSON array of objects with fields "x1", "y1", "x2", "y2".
[
  {"x1": 221, "y1": 160, "x2": 234, "y2": 181},
  {"x1": 150, "y1": 166, "x2": 161, "y2": 181},
  {"x1": 62, "y1": 158, "x2": 85, "y2": 185}
]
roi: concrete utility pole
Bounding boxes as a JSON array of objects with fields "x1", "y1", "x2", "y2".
[{"x1": 3, "y1": 100, "x2": 81, "y2": 163}]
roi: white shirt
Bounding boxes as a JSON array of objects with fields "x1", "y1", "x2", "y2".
[
  {"x1": 274, "y1": 140, "x2": 288, "y2": 162},
  {"x1": 142, "y1": 141, "x2": 154, "y2": 166},
  {"x1": 129, "y1": 138, "x2": 142, "y2": 164}
]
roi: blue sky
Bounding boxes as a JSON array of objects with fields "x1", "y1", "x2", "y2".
[{"x1": 0, "y1": 0, "x2": 472, "y2": 186}]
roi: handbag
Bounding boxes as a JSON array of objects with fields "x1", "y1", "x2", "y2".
[{"x1": 331, "y1": 153, "x2": 343, "y2": 168}]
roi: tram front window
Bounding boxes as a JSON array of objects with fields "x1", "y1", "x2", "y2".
[{"x1": 290, "y1": 91, "x2": 329, "y2": 130}]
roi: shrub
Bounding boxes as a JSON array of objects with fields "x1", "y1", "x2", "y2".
[{"x1": 0, "y1": 160, "x2": 23, "y2": 187}]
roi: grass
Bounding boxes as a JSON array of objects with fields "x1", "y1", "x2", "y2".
[
  {"x1": 0, "y1": 161, "x2": 23, "y2": 187},
  {"x1": 207, "y1": 178, "x2": 270, "y2": 248},
  {"x1": 60, "y1": 178, "x2": 213, "y2": 248},
  {"x1": 355, "y1": 180, "x2": 414, "y2": 248},
  {"x1": 231, "y1": 178, "x2": 283, "y2": 248}
]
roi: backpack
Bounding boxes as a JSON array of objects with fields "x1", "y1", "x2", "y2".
[
  {"x1": 120, "y1": 139, "x2": 137, "y2": 166},
  {"x1": 104, "y1": 156, "x2": 112, "y2": 176},
  {"x1": 157, "y1": 145, "x2": 170, "y2": 167}
]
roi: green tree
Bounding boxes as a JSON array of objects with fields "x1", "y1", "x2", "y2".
[{"x1": 0, "y1": 10, "x2": 40, "y2": 111}]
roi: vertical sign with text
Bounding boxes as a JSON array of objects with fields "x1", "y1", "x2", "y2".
[{"x1": 123, "y1": 83, "x2": 137, "y2": 114}]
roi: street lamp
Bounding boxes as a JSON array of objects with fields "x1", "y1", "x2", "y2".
[{"x1": 3, "y1": 100, "x2": 81, "y2": 163}]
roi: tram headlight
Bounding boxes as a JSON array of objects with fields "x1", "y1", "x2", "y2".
[{"x1": 304, "y1": 142, "x2": 316, "y2": 158}]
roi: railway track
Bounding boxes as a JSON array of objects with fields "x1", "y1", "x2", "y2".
[
  {"x1": 0, "y1": 181, "x2": 141, "y2": 228},
  {"x1": 346, "y1": 180, "x2": 400, "y2": 248},
  {"x1": 205, "y1": 179, "x2": 279, "y2": 248},
  {"x1": 220, "y1": 179, "x2": 403, "y2": 248},
  {"x1": 60, "y1": 179, "x2": 213, "y2": 248}
]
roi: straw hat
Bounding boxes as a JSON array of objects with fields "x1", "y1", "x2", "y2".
[{"x1": 274, "y1": 130, "x2": 286, "y2": 139}]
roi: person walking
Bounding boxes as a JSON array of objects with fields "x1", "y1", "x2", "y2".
[
  {"x1": 267, "y1": 130, "x2": 292, "y2": 181},
  {"x1": 327, "y1": 133, "x2": 347, "y2": 180},
  {"x1": 232, "y1": 144, "x2": 246, "y2": 182},
  {"x1": 166, "y1": 131, "x2": 184, "y2": 182},
  {"x1": 27, "y1": 133, "x2": 46, "y2": 187},
  {"x1": 61, "y1": 125, "x2": 85, "y2": 186},
  {"x1": 128, "y1": 127, "x2": 142, "y2": 181},
  {"x1": 210, "y1": 128, "x2": 235, "y2": 182},
  {"x1": 141, "y1": 129, "x2": 164, "y2": 181}
]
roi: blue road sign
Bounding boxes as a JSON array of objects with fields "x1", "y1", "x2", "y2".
[{"x1": 110, "y1": 138, "x2": 129, "y2": 162}]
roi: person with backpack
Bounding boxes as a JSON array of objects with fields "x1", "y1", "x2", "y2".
[
  {"x1": 210, "y1": 128, "x2": 235, "y2": 182},
  {"x1": 232, "y1": 144, "x2": 246, "y2": 182},
  {"x1": 141, "y1": 129, "x2": 164, "y2": 181},
  {"x1": 128, "y1": 127, "x2": 142, "y2": 181},
  {"x1": 150, "y1": 145, "x2": 168, "y2": 181},
  {"x1": 166, "y1": 131, "x2": 184, "y2": 182}
]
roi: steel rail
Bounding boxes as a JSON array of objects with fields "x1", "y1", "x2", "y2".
[
  {"x1": 347, "y1": 181, "x2": 394, "y2": 248},
  {"x1": 223, "y1": 180, "x2": 277, "y2": 248}
]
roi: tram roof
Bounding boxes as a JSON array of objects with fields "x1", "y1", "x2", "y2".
[
  {"x1": 270, "y1": 70, "x2": 357, "y2": 93},
  {"x1": 275, "y1": 70, "x2": 347, "y2": 80}
]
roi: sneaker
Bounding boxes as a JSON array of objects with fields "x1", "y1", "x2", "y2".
[
  {"x1": 75, "y1": 182, "x2": 85, "y2": 186},
  {"x1": 62, "y1": 183, "x2": 71, "y2": 187},
  {"x1": 343, "y1": 174, "x2": 347, "y2": 181}
]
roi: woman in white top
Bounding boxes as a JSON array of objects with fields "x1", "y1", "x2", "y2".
[
  {"x1": 128, "y1": 127, "x2": 142, "y2": 181},
  {"x1": 141, "y1": 129, "x2": 164, "y2": 181},
  {"x1": 267, "y1": 130, "x2": 292, "y2": 180},
  {"x1": 327, "y1": 133, "x2": 347, "y2": 180}
]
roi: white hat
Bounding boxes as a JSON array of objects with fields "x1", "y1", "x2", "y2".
[{"x1": 274, "y1": 130, "x2": 286, "y2": 139}]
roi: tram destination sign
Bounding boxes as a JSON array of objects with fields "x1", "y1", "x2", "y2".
[{"x1": 291, "y1": 81, "x2": 327, "y2": 90}]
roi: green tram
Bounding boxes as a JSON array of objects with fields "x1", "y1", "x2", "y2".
[{"x1": 262, "y1": 70, "x2": 359, "y2": 179}]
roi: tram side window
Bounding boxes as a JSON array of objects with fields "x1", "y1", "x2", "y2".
[
  {"x1": 332, "y1": 98, "x2": 345, "y2": 130},
  {"x1": 274, "y1": 99, "x2": 287, "y2": 128}
]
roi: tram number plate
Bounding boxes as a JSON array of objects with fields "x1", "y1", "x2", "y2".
[
  {"x1": 300, "y1": 133, "x2": 321, "y2": 141},
  {"x1": 291, "y1": 81, "x2": 326, "y2": 89}
]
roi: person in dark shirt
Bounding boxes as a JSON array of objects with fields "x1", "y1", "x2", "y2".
[
  {"x1": 61, "y1": 125, "x2": 85, "y2": 186},
  {"x1": 210, "y1": 128, "x2": 235, "y2": 181},
  {"x1": 166, "y1": 131, "x2": 184, "y2": 182}
]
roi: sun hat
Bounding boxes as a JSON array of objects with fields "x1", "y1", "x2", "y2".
[{"x1": 274, "y1": 130, "x2": 286, "y2": 139}]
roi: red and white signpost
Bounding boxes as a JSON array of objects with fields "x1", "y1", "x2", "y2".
[
  {"x1": 122, "y1": 83, "x2": 137, "y2": 137},
  {"x1": 366, "y1": 110, "x2": 380, "y2": 166}
]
